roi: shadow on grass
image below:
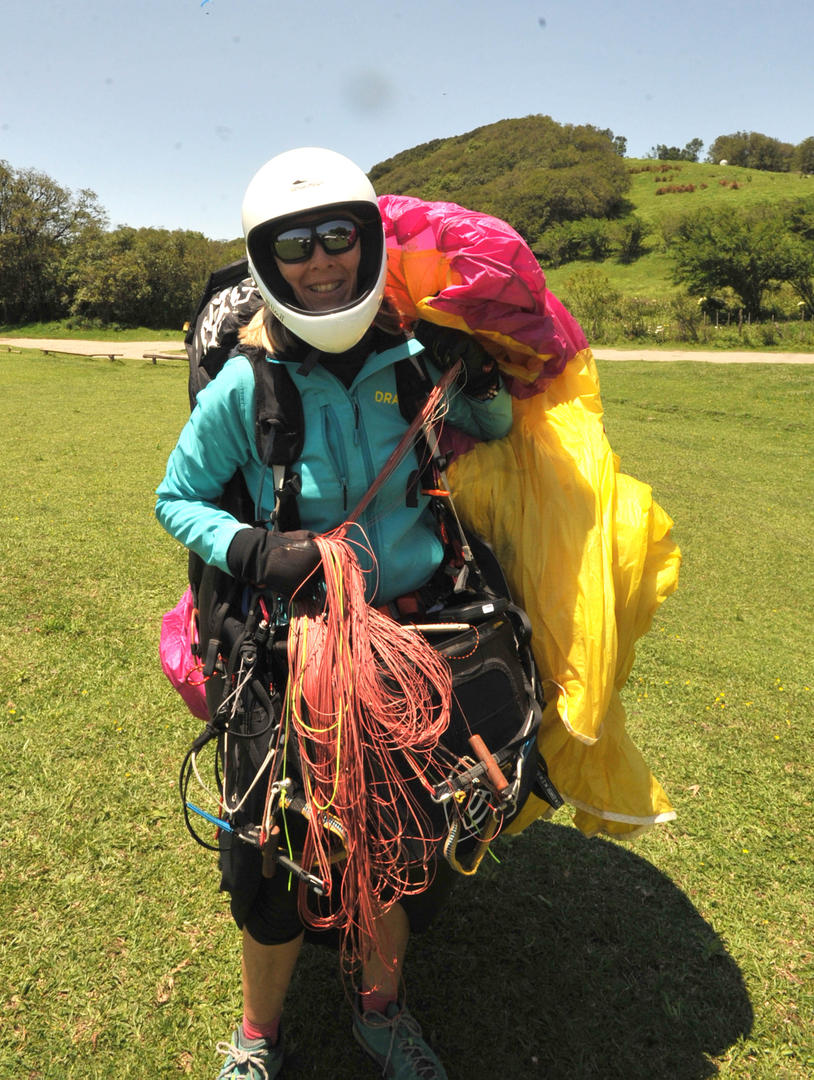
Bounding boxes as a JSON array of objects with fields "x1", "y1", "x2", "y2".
[{"x1": 281, "y1": 824, "x2": 753, "y2": 1080}]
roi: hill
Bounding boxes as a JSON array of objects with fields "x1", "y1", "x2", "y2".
[
  {"x1": 371, "y1": 124, "x2": 814, "y2": 346},
  {"x1": 546, "y1": 159, "x2": 814, "y2": 303},
  {"x1": 369, "y1": 114, "x2": 631, "y2": 248}
]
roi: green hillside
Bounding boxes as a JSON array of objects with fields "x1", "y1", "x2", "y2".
[
  {"x1": 624, "y1": 158, "x2": 811, "y2": 224},
  {"x1": 544, "y1": 249, "x2": 676, "y2": 300},
  {"x1": 370, "y1": 114, "x2": 630, "y2": 248},
  {"x1": 546, "y1": 160, "x2": 814, "y2": 310}
]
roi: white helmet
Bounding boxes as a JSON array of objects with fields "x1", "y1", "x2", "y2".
[{"x1": 242, "y1": 147, "x2": 387, "y2": 353}]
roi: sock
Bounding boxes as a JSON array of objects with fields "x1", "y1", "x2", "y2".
[
  {"x1": 241, "y1": 1015, "x2": 281, "y2": 1045},
  {"x1": 360, "y1": 985, "x2": 398, "y2": 1015}
]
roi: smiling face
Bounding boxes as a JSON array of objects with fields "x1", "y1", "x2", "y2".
[{"x1": 274, "y1": 226, "x2": 362, "y2": 313}]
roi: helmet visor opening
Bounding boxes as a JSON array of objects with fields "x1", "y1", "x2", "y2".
[{"x1": 248, "y1": 201, "x2": 384, "y2": 317}]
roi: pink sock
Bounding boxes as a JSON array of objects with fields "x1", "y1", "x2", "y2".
[
  {"x1": 360, "y1": 985, "x2": 398, "y2": 1015},
  {"x1": 242, "y1": 1015, "x2": 281, "y2": 1045}
]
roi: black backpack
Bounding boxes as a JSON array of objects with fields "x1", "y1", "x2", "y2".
[{"x1": 185, "y1": 258, "x2": 262, "y2": 408}]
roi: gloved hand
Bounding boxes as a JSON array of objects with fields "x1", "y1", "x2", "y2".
[
  {"x1": 226, "y1": 527, "x2": 322, "y2": 596},
  {"x1": 413, "y1": 322, "x2": 501, "y2": 399}
]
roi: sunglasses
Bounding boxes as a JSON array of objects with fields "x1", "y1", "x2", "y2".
[{"x1": 272, "y1": 219, "x2": 359, "y2": 264}]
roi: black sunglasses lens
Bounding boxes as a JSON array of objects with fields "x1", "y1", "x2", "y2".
[
  {"x1": 316, "y1": 220, "x2": 358, "y2": 253},
  {"x1": 273, "y1": 220, "x2": 358, "y2": 263},
  {"x1": 273, "y1": 227, "x2": 314, "y2": 263}
]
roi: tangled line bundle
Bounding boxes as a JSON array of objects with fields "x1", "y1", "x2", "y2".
[{"x1": 283, "y1": 531, "x2": 453, "y2": 971}]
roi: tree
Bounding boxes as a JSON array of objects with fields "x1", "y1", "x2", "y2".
[
  {"x1": 67, "y1": 226, "x2": 229, "y2": 328},
  {"x1": 791, "y1": 137, "x2": 814, "y2": 175},
  {"x1": 706, "y1": 131, "x2": 794, "y2": 171},
  {"x1": 0, "y1": 160, "x2": 106, "y2": 323},
  {"x1": 669, "y1": 205, "x2": 800, "y2": 317},
  {"x1": 783, "y1": 195, "x2": 814, "y2": 307},
  {"x1": 595, "y1": 127, "x2": 627, "y2": 156},
  {"x1": 651, "y1": 138, "x2": 704, "y2": 162}
]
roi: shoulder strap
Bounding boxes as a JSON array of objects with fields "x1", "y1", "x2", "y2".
[
  {"x1": 395, "y1": 350, "x2": 434, "y2": 423},
  {"x1": 240, "y1": 342, "x2": 432, "y2": 530},
  {"x1": 243, "y1": 347, "x2": 305, "y2": 467},
  {"x1": 393, "y1": 349, "x2": 436, "y2": 508},
  {"x1": 240, "y1": 347, "x2": 304, "y2": 531}
]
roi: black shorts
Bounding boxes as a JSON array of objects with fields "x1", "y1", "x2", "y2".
[{"x1": 220, "y1": 827, "x2": 455, "y2": 947}]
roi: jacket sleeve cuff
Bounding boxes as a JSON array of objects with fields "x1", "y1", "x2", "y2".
[
  {"x1": 211, "y1": 523, "x2": 253, "y2": 575},
  {"x1": 226, "y1": 525, "x2": 260, "y2": 577}
]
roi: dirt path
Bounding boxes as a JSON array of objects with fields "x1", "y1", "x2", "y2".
[
  {"x1": 0, "y1": 337, "x2": 184, "y2": 359},
  {"x1": 3, "y1": 338, "x2": 814, "y2": 365},
  {"x1": 594, "y1": 347, "x2": 814, "y2": 364}
]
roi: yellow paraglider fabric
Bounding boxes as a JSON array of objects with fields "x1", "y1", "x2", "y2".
[{"x1": 447, "y1": 348, "x2": 680, "y2": 837}]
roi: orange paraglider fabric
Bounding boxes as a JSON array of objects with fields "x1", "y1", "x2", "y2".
[{"x1": 379, "y1": 195, "x2": 681, "y2": 838}]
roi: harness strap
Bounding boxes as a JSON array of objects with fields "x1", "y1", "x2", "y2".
[
  {"x1": 344, "y1": 361, "x2": 462, "y2": 526},
  {"x1": 442, "y1": 812, "x2": 500, "y2": 876},
  {"x1": 271, "y1": 463, "x2": 287, "y2": 530}
]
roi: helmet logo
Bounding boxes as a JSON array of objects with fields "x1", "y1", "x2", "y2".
[{"x1": 290, "y1": 178, "x2": 323, "y2": 190}]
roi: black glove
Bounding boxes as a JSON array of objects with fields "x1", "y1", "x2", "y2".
[
  {"x1": 226, "y1": 527, "x2": 322, "y2": 596},
  {"x1": 413, "y1": 322, "x2": 501, "y2": 399}
]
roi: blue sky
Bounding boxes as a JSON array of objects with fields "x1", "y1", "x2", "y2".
[{"x1": 2, "y1": 0, "x2": 812, "y2": 240}]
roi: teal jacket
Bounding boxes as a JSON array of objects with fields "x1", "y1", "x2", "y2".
[{"x1": 156, "y1": 337, "x2": 512, "y2": 604}]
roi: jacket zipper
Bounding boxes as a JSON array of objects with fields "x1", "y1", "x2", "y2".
[
  {"x1": 350, "y1": 389, "x2": 387, "y2": 597},
  {"x1": 321, "y1": 404, "x2": 349, "y2": 512}
]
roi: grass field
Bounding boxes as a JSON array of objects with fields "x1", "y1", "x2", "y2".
[
  {"x1": 624, "y1": 160, "x2": 811, "y2": 224},
  {"x1": 1, "y1": 350, "x2": 811, "y2": 1079}
]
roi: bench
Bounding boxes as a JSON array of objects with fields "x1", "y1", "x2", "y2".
[
  {"x1": 143, "y1": 351, "x2": 186, "y2": 364},
  {"x1": 41, "y1": 348, "x2": 124, "y2": 361}
]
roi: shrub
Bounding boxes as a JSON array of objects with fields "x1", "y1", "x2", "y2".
[
  {"x1": 669, "y1": 294, "x2": 704, "y2": 342},
  {"x1": 617, "y1": 296, "x2": 664, "y2": 339},
  {"x1": 559, "y1": 266, "x2": 621, "y2": 340},
  {"x1": 611, "y1": 216, "x2": 649, "y2": 263},
  {"x1": 758, "y1": 321, "x2": 780, "y2": 346}
]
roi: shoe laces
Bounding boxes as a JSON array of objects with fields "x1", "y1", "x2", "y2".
[
  {"x1": 371, "y1": 1007, "x2": 443, "y2": 1079},
  {"x1": 215, "y1": 1037, "x2": 270, "y2": 1080},
  {"x1": 397, "y1": 1038, "x2": 443, "y2": 1079}
]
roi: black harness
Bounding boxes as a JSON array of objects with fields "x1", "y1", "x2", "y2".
[{"x1": 179, "y1": 272, "x2": 561, "y2": 891}]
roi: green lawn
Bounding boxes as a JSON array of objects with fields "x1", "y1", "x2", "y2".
[
  {"x1": 545, "y1": 249, "x2": 678, "y2": 301},
  {"x1": 0, "y1": 351, "x2": 811, "y2": 1078}
]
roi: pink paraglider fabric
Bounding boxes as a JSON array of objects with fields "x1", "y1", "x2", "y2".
[
  {"x1": 380, "y1": 194, "x2": 588, "y2": 394},
  {"x1": 159, "y1": 586, "x2": 208, "y2": 722}
]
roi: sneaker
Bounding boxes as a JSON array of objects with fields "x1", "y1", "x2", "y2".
[
  {"x1": 353, "y1": 1000, "x2": 448, "y2": 1080},
  {"x1": 215, "y1": 1024, "x2": 284, "y2": 1080}
]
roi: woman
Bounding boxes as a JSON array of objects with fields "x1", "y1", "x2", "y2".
[{"x1": 156, "y1": 147, "x2": 513, "y2": 1080}]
